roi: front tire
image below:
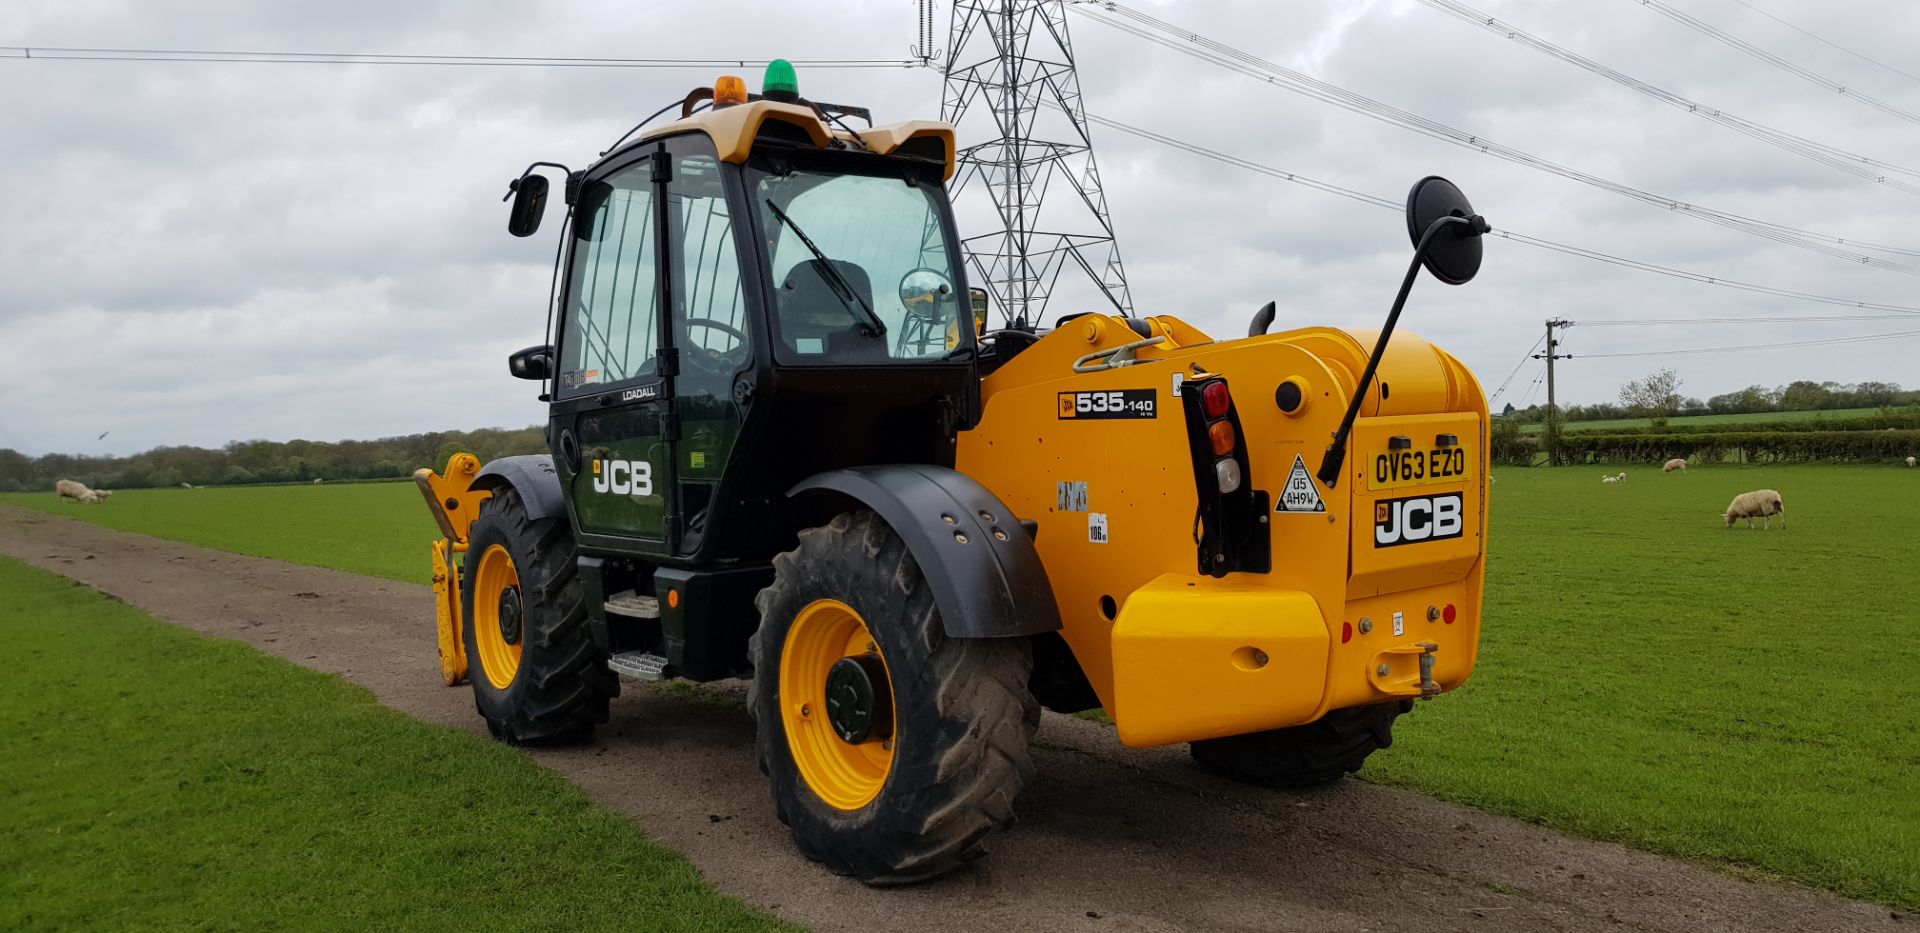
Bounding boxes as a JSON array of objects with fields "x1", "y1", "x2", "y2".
[
  {"x1": 462, "y1": 487, "x2": 616, "y2": 745},
  {"x1": 749, "y1": 509, "x2": 1039, "y2": 883},
  {"x1": 1189, "y1": 700, "x2": 1412, "y2": 788}
]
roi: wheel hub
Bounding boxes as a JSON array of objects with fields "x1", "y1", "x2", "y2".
[
  {"x1": 825, "y1": 655, "x2": 892, "y2": 744},
  {"x1": 497, "y1": 586, "x2": 524, "y2": 646}
]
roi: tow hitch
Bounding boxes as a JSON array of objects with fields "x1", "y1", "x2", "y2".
[{"x1": 1368, "y1": 641, "x2": 1444, "y2": 699}]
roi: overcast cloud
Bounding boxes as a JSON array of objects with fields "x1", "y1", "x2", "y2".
[{"x1": 3, "y1": 0, "x2": 1917, "y2": 456}]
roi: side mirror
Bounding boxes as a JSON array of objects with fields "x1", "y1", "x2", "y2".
[
  {"x1": 969, "y1": 287, "x2": 990, "y2": 336},
  {"x1": 508, "y1": 344, "x2": 553, "y2": 380},
  {"x1": 507, "y1": 174, "x2": 551, "y2": 238},
  {"x1": 1405, "y1": 176, "x2": 1485, "y2": 285}
]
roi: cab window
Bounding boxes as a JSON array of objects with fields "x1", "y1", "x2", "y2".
[
  {"x1": 559, "y1": 158, "x2": 659, "y2": 395},
  {"x1": 750, "y1": 166, "x2": 967, "y2": 364}
]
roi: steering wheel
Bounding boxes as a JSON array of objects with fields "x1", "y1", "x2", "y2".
[{"x1": 682, "y1": 317, "x2": 751, "y2": 375}]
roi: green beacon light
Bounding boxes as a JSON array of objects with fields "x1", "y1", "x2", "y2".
[{"x1": 763, "y1": 59, "x2": 800, "y2": 103}]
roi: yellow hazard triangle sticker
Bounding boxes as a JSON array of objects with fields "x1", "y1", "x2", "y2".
[{"x1": 1277, "y1": 454, "x2": 1326, "y2": 513}]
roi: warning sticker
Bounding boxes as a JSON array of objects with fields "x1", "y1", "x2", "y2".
[
  {"x1": 1277, "y1": 454, "x2": 1327, "y2": 513},
  {"x1": 1088, "y1": 512, "x2": 1109, "y2": 543}
]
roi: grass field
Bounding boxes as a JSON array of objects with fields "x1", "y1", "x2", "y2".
[
  {"x1": 1, "y1": 482, "x2": 436, "y2": 583},
  {"x1": 1371, "y1": 463, "x2": 1920, "y2": 908},
  {"x1": 1516, "y1": 407, "x2": 1881, "y2": 434},
  {"x1": 0, "y1": 557, "x2": 792, "y2": 932},
  {"x1": 7, "y1": 464, "x2": 1919, "y2": 908}
]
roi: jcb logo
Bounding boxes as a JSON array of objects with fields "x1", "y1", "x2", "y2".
[
  {"x1": 590, "y1": 459, "x2": 654, "y2": 497},
  {"x1": 1374, "y1": 493, "x2": 1464, "y2": 548}
]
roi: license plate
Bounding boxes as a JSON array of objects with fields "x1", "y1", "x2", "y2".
[{"x1": 1371, "y1": 447, "x2": 1470, "y2": 489}]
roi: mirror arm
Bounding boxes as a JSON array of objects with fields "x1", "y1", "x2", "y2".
[{"x1": 1316, "y1": 214, "x2": 1485, "y2": 487}]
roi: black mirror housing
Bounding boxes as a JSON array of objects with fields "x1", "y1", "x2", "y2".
[
  {"x1": 1405, "y1": 175, "x2": 1484, "y2": 285},
  {"x1": 507, "y1": 174, "x2": 551, "y2": 238},
  {"x1": 508, "y1": 344, "x2": 553, "y2": 380}
]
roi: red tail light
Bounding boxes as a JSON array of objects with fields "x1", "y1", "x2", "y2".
[{"x1": 1202, "y1": 381, "x2": 1231, "y2": 418}]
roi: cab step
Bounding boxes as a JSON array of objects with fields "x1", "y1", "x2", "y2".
[
  {"x1": 604, "y1": 590, "x2": 661, "y2": 619},
  {"x1": 607, "y1": 651, "x2": 673, "y2": 681}
]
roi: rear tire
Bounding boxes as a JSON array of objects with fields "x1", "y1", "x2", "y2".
[
  {"x1": 1189, "y1": 700, "x2": 1412, "y2": 788},
  {"x1": 749, "y1": 509, "x2": 1039, "y2": 883},
  {"x1": 462, "y1": 487, "x2": 616, "y2": 745}
]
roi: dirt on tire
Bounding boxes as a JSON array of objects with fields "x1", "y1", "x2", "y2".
[{"x1": 0, "y1": 504, "x2": 1908, "y2": 933}]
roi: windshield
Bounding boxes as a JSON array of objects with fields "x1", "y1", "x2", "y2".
[{"x1": 751, "y1": 166, "x2": 968, "y2": 364}]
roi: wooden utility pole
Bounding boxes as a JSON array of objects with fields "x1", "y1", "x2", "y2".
[{"x1": 1534, "y1": 318, "x2": 1574, "y2": 462}]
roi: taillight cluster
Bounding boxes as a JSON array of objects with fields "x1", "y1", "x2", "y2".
[
  {"x1": 1179, "y1": 375, "x2": 1268, "y2": 577},
  {"x1": 1200, "y1": 381, "x2": 1243, "y2": 493}
]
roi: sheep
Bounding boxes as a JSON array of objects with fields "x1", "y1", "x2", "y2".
[
  {"x1": 1602, "y1": 475, "x2": 1619, "y2": 484},
  {"x1": 1908, "y1": 456, "x2": 1916, "y2": 467},
  {"x1": 55, "y1": 479, "x2": 97, "y2": 503},
  {"x1": 312, "y1": 477, "x2": 324, "y2": 484},
  {"x1": 180, "y1": 482, "x2": 194, "y2": 489},
  {"x1": 1663, "y1": 458, "x2": 1687, "y2": 473},
  {"x1": 1724, "y1": 489, "x2": 1786, "y2": 529}
]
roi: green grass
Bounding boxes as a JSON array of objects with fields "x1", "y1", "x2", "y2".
[
  {"x1": 1517, "y1": 407, "x2": 1881, "y2": 433},
  {"x1": 0, "y1": 556, "x2": 794, "y2": 932},
  {"x1": 9, "y1": 468, "x2": 1920, "y2": 907},
  {"x1": 0, "y1": 483, "x2": 437, "y2": 583},
  {"x1": 1367, "y1": 463, "x2": 1920, "y2": 908}
]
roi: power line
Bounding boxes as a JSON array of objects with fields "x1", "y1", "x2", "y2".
[
  {"x1": 1631, "y1": 0, "x2": 1920, "y2": 125},
  {"x1": 1487, "y1": 333, "x2": 1547, "y2": 403},
  {"x1": 0, "y1": 46, "x2": 917, "y2": 68},
  {"x1": 1076, "y1": 108, "x2": 1920, "y2": 316},
  {"x1": 1068, "y1": 2, "x2": 1920, "y2": 273},
  {"x1": 1416, "y1": 0, "x2": 1920, "y2": 187},
  {"x1": 1576, "y1": 328, "x2": 1920, "y2": 358},
  {"x1": 1729, "y1": 0, "x2": 1920, "y2": 88},
  {"x1": 1577, "y1": 313, "x2": 1920, "y2": 326}
]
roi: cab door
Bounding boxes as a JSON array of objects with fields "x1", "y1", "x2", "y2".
[{"x1": 550, "y1": 143, "x2": 676, "y2": 555}]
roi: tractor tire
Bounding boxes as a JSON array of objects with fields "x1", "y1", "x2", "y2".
[
  {"x1": 1189, "y1": 700, "x2": 1413, "y2": 788},
  {"x1": 461, "y1": 487, "x2": 616, "y2": 745},
  {"x1": 749, "y1": 509, "x2": 1039, "y2": 883}
]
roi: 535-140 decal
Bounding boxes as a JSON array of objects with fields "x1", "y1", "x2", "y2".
[{"x1": 1057, "y1": 389, "x2": 1157, "y2": 419}]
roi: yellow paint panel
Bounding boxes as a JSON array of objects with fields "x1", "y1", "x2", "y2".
[{"x1": 1109, "y1": 574, "x2": 1329, "y2": 747}]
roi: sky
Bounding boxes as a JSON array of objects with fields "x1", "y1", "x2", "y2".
[{"x1": 3, "y1": 0, "x2": 1918, "y2": 456}]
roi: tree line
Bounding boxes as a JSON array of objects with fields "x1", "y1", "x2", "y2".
[
  {"x1": 1500, "y1": 378, "x2": 1916, "y2": 424},
  {"x1": 0, "y1": 427, "x2": 547, "y2": 494}
]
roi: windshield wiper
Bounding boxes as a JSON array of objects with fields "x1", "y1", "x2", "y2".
[{"x1": 763, "y1": 198, "x2": 886, "y2": 337}]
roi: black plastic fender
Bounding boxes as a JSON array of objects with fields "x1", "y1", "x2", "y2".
[
  {"x1": 473, "y1": 455, "x2": 568, "y2": 522},
  {"x1": 789, "y1": 465, "x2": 1062, "y2": 639}
]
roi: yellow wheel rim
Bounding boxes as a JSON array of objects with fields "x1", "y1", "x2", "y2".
[
  {"x1": 472, "y1": 544, "x2": 524, "y2": 690},
  {"x1": 780, "y1": 599, "x2": 897, "y2": 811}
]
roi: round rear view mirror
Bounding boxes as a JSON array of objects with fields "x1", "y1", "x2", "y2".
[
  {"x1": 897, "y1": 267, "x2": 955, "y2": 316},
  {"x1": 1405, "y1": 175, "x2": 1482, "y2": 285}
]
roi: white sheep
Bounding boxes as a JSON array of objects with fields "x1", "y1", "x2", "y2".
[
  {"x1": 180, "y1": 482, "x2": 194, "y2": 489},
  {"x1": 56, "y1": 479, "x2": 102, "y2": 503},
  {"x1": 1602, "y1": 475, "x2": 1619, "y2": 484},
  {"x1": 1907, "y1": 456, "x2": 1916, "y2": 467},
  {"x1": 1663, "y1": 458, "x2": 1687, "y2": 473},
  {"x1": 312, "y1": 477, "x2": 324, "y2": 484},
  {"x1": 1724, "y1": 489, "x2": 1786, "y2": 529}
]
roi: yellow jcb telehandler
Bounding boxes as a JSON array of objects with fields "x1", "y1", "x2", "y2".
[{"x1": 416, "y1": 61, "x2": 1491, "y2": 882}]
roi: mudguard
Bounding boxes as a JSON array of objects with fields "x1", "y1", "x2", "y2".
[
  {"x1": 473, "y1": 455, "x2": 568, "y2": 522},
  {"x1": 789, "y1": 465, "x2": 1062, "y2": 639}
]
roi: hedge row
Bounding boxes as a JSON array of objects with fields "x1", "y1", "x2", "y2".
[
  {"x1": 1561, "y1": 409, "x2": 1920, "y2": 437},
  {"x1": 1553, "y1": 430, "x2": 1920, "y2": 465}
]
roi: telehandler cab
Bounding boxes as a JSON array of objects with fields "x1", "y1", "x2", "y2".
[{"x1": 416, "y1": 61, "x2": 1493, "y2": 882}]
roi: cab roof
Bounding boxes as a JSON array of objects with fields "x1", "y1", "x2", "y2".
[{"x1": 629, "y1": 99, "x2": 956, "y2": 181}]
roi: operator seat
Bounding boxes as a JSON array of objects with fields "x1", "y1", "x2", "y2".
[{"x1": 778, "y1": 259, "x2": 885, "y2": 362}]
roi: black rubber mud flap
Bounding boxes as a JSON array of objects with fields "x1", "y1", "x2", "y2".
[
  {"x1": 473, "y1": 455, "x2": 567, "y2": 522},
  {"x1": 788, "y1": 465, "x2": 1061, "y2": 639}
]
